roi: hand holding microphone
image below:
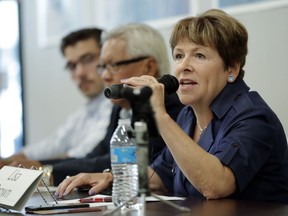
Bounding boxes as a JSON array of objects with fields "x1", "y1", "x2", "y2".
[
  {"x1": 104, "y1": 74, "x2": 179, "y2": 99},
  {"x1": 107, "y1": 75, "x2": 179, "y2": 138}
]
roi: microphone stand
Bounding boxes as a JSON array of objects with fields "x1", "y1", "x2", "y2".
[{"x1": 103, "y1": 87, "x2": 190, "y2": 215}]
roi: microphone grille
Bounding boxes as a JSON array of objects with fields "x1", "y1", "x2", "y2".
[
  {"x1": 104, "y1": 88, "x2": 112, "y2": 98},
  {"x1": 104, "y1": 84, "x2": 123, "y2": 99},
  {"x1": 159, "y1": 74, "x2": 179, "y2": 94}
]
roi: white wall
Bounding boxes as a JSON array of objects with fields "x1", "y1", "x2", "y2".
[
  {"x1": 234, "y1": 5, "x2": 288, "y2": 136},
  {"x1": 22, "y1": 1, "x2": 85, "y2": 144},
  {"x1": 22, "y1": 0, "x2": 288, "y2": 145}
]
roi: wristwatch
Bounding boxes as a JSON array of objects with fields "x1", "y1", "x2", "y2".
[{"x1": 102, "y1": 168, "x2": 111, "y2": 173}]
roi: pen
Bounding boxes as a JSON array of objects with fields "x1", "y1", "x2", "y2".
[
  {"x1": 79, "y1": 197, "x2": 112, "y2": 203},
  {"x1": 26, "y1": 207, "x2": 103, "y2": 214}
]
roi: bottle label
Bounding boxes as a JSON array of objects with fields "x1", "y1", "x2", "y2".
[{"x1": 111, "y1": 147, "x2": 136, "y2": 164}]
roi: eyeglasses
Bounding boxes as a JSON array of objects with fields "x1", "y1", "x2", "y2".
[
  {"x1": 65, "y1": 53, "x2": 99, "y2": 72},
  {"x1": 96, "y1": 56, "x2": 149, "y2": 75}
]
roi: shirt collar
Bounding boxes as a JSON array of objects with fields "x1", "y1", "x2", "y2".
[
  {"x1": 210, "y1": 78, "x2": 250, "y2": 119},
  {"x1": 87, "y1": 91, "x2": 110, "y2": 113}
]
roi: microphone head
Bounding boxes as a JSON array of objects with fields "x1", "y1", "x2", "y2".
[
  {"x1": 158, "y1": 74, "x2": 179, "y2": 94},
  {"x1": 104, "y1": 75, "x2": 179, "y2": 99},
  {"x1": 104, "y1": 84, "x2": 123, "y2": 99},
  {"x1": 104, "y1": 88, "x2": 112, "y2": 98}
]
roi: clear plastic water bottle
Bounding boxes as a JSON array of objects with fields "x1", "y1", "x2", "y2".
[{"x1": 110, "y1": 119, "x2": 138, "y2": 208}]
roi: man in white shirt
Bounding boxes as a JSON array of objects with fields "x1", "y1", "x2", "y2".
[{"x1": 1, "y1": 28, "x2": 112, "y2": 162}]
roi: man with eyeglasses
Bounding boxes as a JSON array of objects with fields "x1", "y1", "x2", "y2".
[{"x1": 0, "y1": 28, "x2": 113, "y2": 169}]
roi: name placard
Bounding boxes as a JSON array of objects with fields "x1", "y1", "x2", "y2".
[{"x1": 0, "y1": 166, "x2": 43, "y2": 211}]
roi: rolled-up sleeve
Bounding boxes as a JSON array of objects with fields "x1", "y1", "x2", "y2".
[{"x1": 150, "y1": 147, "x2": 175, "y2": 192}]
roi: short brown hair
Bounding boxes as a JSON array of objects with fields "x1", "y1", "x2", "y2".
[
  {"x1": 170, "y1": 9, "x2": 248, "y2": 78},
  {"x1": 60, "y1": 28, "x2": 103, "y2": 55}
]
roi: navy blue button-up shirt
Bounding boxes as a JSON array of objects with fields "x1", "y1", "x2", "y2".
[{"x1": 151, "y1": 78, "x2": 288, "y2": 203}]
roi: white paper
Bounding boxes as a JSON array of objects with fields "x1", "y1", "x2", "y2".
[
  {"x1": 56, "y1": 194, "x2": 112, "y2": 206},
  {"x1": 56, "y1": 193, "x2": 185, "y2": 207}
]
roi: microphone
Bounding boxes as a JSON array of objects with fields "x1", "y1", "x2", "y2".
[{"x1": 104, "y1": 74, "x2": 179, "y2": 99}]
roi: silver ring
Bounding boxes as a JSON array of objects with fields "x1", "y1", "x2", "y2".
[{"x1": 65, "y1": 175, "x2": 70, "y2": 179}]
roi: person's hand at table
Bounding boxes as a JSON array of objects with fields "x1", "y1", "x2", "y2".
[
  {"x1": 0, "y1": 159, "x2": 9, "y2": 168},
  {"x1": 55, "y1": 172, "x2": 113, "y2": 198},
  {"x1": 0, "y1": 158, "x2": 41, "y2": 169}
]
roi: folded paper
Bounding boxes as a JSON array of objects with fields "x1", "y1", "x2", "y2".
[{"x1": 0, "y1": 166, "x2": 43, "y2": 211}]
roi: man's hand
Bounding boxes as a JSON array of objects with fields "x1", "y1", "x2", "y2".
[
  {"x1": 55, "y1": 172, "x2": 113, "y2": 198},
  {"x1": 0, "y1": 153, "x2": 32, "y2": 169},
  {"x1": 0, "y1": 159, "x2": 10, "y2": 168},
  {"x1": 0, "y1": 158, "x2": 41, "y2": 169}
]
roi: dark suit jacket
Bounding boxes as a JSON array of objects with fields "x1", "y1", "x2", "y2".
[{"x1": 41, "y1": 93, "x2": 184, "y2": 185}]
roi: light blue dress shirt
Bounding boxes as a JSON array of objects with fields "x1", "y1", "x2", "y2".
[{"x1": 23, "y1": 92, "x2": 113, "y2": 160}]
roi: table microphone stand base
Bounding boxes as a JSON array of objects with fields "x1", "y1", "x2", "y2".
[{"x1": 103, "y1": 192, "x2": 190, "y2": 215}]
